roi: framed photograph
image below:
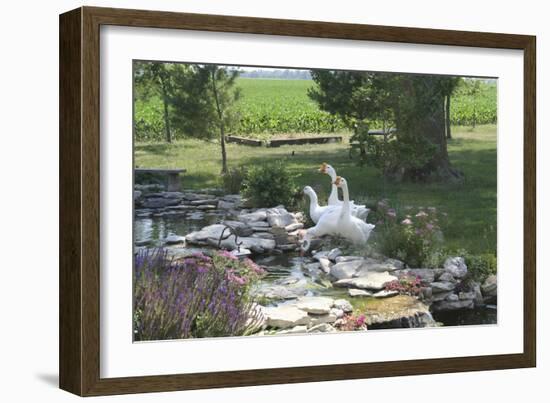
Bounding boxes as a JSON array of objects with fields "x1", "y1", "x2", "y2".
[{"x1": 59, "y1": 6, "x2": 536, "y2": 396}]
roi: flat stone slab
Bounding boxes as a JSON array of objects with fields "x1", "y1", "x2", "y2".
[
  {"x1": 265, "y1": 305, "x2": 311, "y2": 329},
  {"x1": 295, "y1": 297, "x2": 334, "y2": 314},
  {"x1": 349, "y1": 288, "x2": 373, "y2": 297},
  {"x1": 431, "y1": 281, "x2": 456, "y2": 293},
  {"x1": 335, "y1": 271, "x2": 398, "y2": 290},
  {"x1": 361, "y1": 295, "x2": 432, "y2": 326},
  {"x1": 373, "y1": 290, "x2": 399, "y2": 298},
  {"x1": 330, "y1": 259, "x2": 365, "y2": 280}
]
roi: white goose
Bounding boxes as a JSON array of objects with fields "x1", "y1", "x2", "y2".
[
  {"x1": 301, "y1": 176, "x2": 375, "y2": 251},
  {"x1": 303, "y1": 186, "x2": 339, "y2": 224},
  {"x1": 319, "y1": 163, "x2": 369, "y2": 220}
]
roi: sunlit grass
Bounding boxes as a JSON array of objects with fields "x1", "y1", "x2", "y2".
[{"x1": 135, "y1": 124, "x2": 497, "y2": 254}]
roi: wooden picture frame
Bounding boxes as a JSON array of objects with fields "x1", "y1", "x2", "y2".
[{"x1": 59, "y1": 6, "x2": 536, "y2": 396}]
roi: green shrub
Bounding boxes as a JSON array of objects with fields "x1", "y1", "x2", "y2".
[
  {"x1": 464, "y1": 253, "x2": 497, "y2": 282},
  {"x1": 242, "y1": 162, "x2": 299, "y2": 208},
  {"x1": 221, "y1": 166, "x2": 247, "y2": 194},
  {"x1": 370, "y1": 200, "x2": 446, "y2": 267}
]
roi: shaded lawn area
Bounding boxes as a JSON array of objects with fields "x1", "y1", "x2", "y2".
[{"x1": 134, "y1": 125, "x2": 497, "y2": 254}]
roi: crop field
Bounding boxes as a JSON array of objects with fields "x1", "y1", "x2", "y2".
[
  {"x1": 134, "y1": 76, "x2": 497, "y2": 142},
  {"x1": 235, "y1": 78, "x2": 346, "y2": 137}
]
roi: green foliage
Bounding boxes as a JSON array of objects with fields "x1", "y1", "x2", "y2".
[
  {"x1": 462, "y1": 251, "x2": 497, "y2": 282},
  {"x1": 242, "y1": 162, "x2": 300, "y2": 208},
  {"x1": 350, "y1": 123, "x2": 436, "y2": 180},
  {"x1": 221, "y1": 166, "x2": 248, "y2": 194},
  {"x1": 309, "y1": 71, "x2": 464, "y2": 180},
  {"x1": 369, "y1": 200, "x2": 446, "y2": 267}
]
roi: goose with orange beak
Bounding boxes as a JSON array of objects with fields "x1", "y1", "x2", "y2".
[
  {"x1": 318, "y1": 163, "x2": 369, "y2": 220},
  {"x1": 300, "y1": 176, "x2": 375, "y2": 252}
]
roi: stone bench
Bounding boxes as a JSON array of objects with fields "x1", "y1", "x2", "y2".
[{"x1": 134, "y1": 168, "x2": 186, "y2": 192}]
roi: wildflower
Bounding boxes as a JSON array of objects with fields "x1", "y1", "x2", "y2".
[
  {"x1": 401, "y1": 218, "x2": 413, "y2": 225},
  {"x1": 416, "y1": 211, "x2": 428, "y2": 218},
  {"x1": 386, "y1": 208, "x2": 397, "y2": 218},
  {"x1": 426, "y1": 223, "x2": 434, "y2": 231}
]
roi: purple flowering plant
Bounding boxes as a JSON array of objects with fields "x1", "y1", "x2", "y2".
[
  {"x1": 371, "y1": 200, "x2": 446, "y2": 267},
  {"x1": 134, "y1": 249, "x2": 266, "y2": 341}
]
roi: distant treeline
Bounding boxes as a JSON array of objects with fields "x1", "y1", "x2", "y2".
[{"x1": 238, "y1": 68, "x2": 311, "y2": 80}]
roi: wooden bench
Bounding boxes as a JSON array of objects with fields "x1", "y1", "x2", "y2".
[
  {"x1": 268, "y1": 135, "x2": 342, "y2": 147},
  {"x1": 134, "y1": 168, "x2": 186, "y2": 192}
]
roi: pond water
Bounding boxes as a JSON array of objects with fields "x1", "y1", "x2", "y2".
[{"x1": 134, "y1": 213, "x2": 497, "y2": 328}]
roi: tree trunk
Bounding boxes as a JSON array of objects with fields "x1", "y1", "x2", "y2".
[
  {"x1": 159, "y1": 78, "x2": 172, "y2": 143},
  {"x1": 445, "y1": 93, "x2": 452, "y2": 139},
  {"x1": 396, "y1": 77, "x2": 463, "y2": 183},
  {"x1": 210, "y1": 70, "x2": 228, "y2": 174}
]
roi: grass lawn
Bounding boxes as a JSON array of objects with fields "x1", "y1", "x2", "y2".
[{"x1": 135, "y1": 124, "x2": 496, "y2": 254}]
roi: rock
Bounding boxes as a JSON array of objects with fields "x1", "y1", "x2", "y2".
[
  {"x1": 330, "y1": 308, "x2": 345, "y2": 318},
  {"x1": 335, "y1": 271, "x2": 398, "y2": 290},
  {"x1": 277, "y1": 244, "x2": 297, "y2": 252},
  {"x1": 432, "y1": 291, "x2": 454, "y2": 302},
  {"x1": 229, "y1": 248, "x2": 252, "y2": 259},
  {"x1": 327, "y1": 248, "x2": 342, "y2": 261},
  {"x1": 163, "y1": 234, "x2": 186, "y2": 245},
  {"x1": 312, "y1": 250, "x2": 329, "y2": 261},
  {"x1": 330, "y1": 259, "x2": 364, "y2": 280},
  {"x1": 246, "y1": 303, "x2": 267, "y2": 332},
  {"x1": 221, "y1": 194, "x2": 242, "y2": 202},
  {"x1": 348, "y1": 288, "x2": 373, "y2": 297},
  {"x1": 189, "y1": 199, "x2": 219, "y2": 206},
  {"x1": 218, "y1": 200, "x2": 236, "y2": 209},
  {"x1": 276, "y1": 325, "x2": 308, "y2": 335},
  {"x1": 438, "y1": 272, "x2": 457, "y2": 283},
  {"x1": 308, "y1": 323, "x2": 336, "y2": 333},
  {"x1": 444, "y1": 256, "x2": 468, "y2": 279},
  {"x1": 308, "y1": 312, "x2": 338, "y2": 326},
  {"x1": 362, "y1": 295, "x2": 433, "y2": 327},
  {"x1": 420, "y1": 287, "x2": 433, "y2": 300},
  {"x1": 432, "y1": 299, "x2": 474, "y2": 312},
  {"x1": 318, "y1": 257, "x2": 331, "y2": 274},
  {"x1": 459, "y1": 291, "x2": 476, "y2": 300},
  {"x1": 430, "y1": 281, "x2": 456, "y2": 293},
  {"x1": 373, "y1": 290, "x2": 399, "y2": 298},
  {"x1": 251, "y1": 232, "x2": 275, "y2": 239},
  {"x1": 481, "y1": 275, "x2": 497, "y2": 297},
  {"x1": 162, "y1": 191, "x2": 185, "y2": 199},
  {"x1": 140, "y1": 197, "x2": 181, "y2": 209},
  {"x1": 248, "y1": 221, "x2": 270, "y2": 228},
  {"x1": 266, "y1": 208, "x2": 296, "y2": 227},
  {"x1": 285, "y1": 222, "x2": 303, "y2": 232},
  {"x1": 238, "y1": 210, "x2": 267, "y2": 223},
  {"x1": 187, "y1": 212, "x2": 205, "y2": 220},
  {"x1": 335, "y1": 255, "x2": 363, "y2": 263},
  {"x1": 354, "y1": 257, "x2": 403, "y2": 274},
  {"x1": 333, "y1": 299, "x2": 353, "y2": 313},
  {"x1": 196, "y1": 204, "x2": 217, "y2": 210},
  {"x1": 256, "y1": 285, "x2": 306, "y2": 300},
  {"x1": 134, "y1": 190, "x2": 142, "y2": 200},
  {"x1": 394, "y1": 268, "x2": 435, "y2": 283},
  {"x1": 212, "y1": 237, "x2": 276, "y2": 254},
  {"x1": 472, "y1": 282, "x2": 484, "y2": 306},
  {"x1": 185, "y1": 224, "x2": 226, "y2": 243},
  {"x1": 296, "y1": 296, "x2": 334, "y2": 314},
  {"x1": 265, "y1": 305, "x2": 311, "y2": 329},
  {"x1": 446, "y1": 293, "x2": 459, "y2": 301}
]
